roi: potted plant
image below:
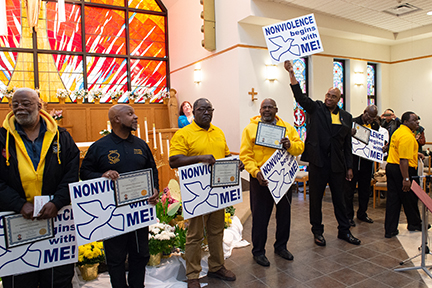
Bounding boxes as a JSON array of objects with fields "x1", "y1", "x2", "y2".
[
  {"x1": 56, "y1": 89, "x2": 69, "y2": 104},
  {"x1": 110, "y1": 90, "x2": 124, "y2": 104},
  {"x1": 72, "y1": 89, "x2": 88, "y2": 104},
  {"x1": 148, "y1": 222, "x2": 176, "y2": 266},
  {"x1": 0, "y1": 86, "x2": 15, "y2": 103},
  {"x1": 49, "y1": 109, "x2": 63, "y2": 125},
  {"x1": 89, "y1": 89, "x2": 103, "y2": 104},
  {"x1": 128, "y1": 91, "x2": 140, "y2": 104},
  {"x1": 77, "y1": 241, "x2": 105, "y2": 281}
]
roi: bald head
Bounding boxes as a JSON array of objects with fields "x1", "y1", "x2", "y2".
[
  {"x1": 13, "y1": 88, "x2": 39, "y2": 102},
  {"x1": 361, "y1": 105, "x2": 378, "y2": 125},
  {"x1": 324, "y1": 87, "x2": 341, "y2": 111},
  {"x1": 108, "y1": 104, "x2": 131, "y2": 122},
  {"x1": 108, "y1": 104, "x2": 138, "y2": 137}
]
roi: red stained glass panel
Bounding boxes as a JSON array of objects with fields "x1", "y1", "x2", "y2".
[
  {"x1": 0, "y1": 0, "x2": 22, "y2": 48},
  {"x1": 85, "y1": 7, "x2": 126, "y2": 55},
  {"x1": 129, "y1": 13, "x2": 165, "y2": 57},
  {"x1": 130, "y1": 59, "x2": 166, "y2": 102},
  {"x1": 128, "y1": 0, "x2": 162, "y2": 11}
]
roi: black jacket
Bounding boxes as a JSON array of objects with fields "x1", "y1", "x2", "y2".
[
  {"x1": 0, "y1": 126, "x2": 79, "y2": 212},
  {"x1": 290, "y1": 83, "x2": 352, "y2": 172}
]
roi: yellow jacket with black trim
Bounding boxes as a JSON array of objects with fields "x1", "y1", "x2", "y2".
[
  {"x1": 0, "y1": 110, "x2": 80, "y2": 213},
  {"x1": 240, "y1": 115, "x2": 304, "y2": 178}
]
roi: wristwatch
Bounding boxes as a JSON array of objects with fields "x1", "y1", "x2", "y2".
[{"x1": 404, "y1": 178, "x2": 410, "y2": 181}]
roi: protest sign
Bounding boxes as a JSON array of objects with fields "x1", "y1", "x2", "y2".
[
  {"x1": 69, "y1": 177, "x2": 157, "y2": 246},
  {"x1": 260, "y1": 149, "x2": 299, "y2": 204},
  {"x1": 178, "y1": 157, "x2": 242, "y2": 220},
  {"x1": 0, "y1": 206, "x2": 77, "y2": 277},
  {"x1": 262, "y1": 13, "x2": 323, "y2": 64},
  {"x1": 352, "y1": 127, "x2": 388, "y2": 163}
]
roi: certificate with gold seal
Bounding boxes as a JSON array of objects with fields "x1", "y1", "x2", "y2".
[
  {"x1": 255, "y1": 122, "x2": 286, "y2": 149},
  {"x1": 211, "y1": 160, "x2": 240, "y2": 188},
  {"x1": 114, "y1": 169, "x2": 154, "y2": 207},
  {"x1": 353, "y1": 122, "x2": 371, "y2": 145},
  {"x1": 3, "y1": 214, "x2": 54, "y2": 248}
]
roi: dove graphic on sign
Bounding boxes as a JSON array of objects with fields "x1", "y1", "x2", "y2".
[
  {"x1": 269, "y1": 36, "x2": 301, "y2": 61},
  {"x1": 182, "y1": 181, "x2": 219, "y2": 216},
  {"x1": 76, "y1": 200, "x2": 125, "y2": 240},
  {"x1": 352, "y1": 139, "x2": 371, "y2": 157},
  {"x1": 267, "y1": 168, "x2": 293, "y2": 200}
]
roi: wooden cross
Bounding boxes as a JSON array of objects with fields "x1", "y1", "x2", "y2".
[{"x1": 249, "y1": 88, "x2": 258, "y2": 101}]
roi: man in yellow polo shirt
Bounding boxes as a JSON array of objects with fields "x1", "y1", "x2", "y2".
[
  {"x1": 169, "y1": 98, "x2": 237, "y2": 288},
  {"x1": 385, "y1": 111, "x2": 423, "y2": 238}
]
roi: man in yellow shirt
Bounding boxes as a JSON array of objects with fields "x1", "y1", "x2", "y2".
[
  {"x1": 240, "y1": 98, "x2": 304, "y2": 267},
  {"x1": 169, "y1": 98, "x2": 237, "y2": 288},
  {"x1": 385, "y1": 111, "x2": 423, "y2": 238}
]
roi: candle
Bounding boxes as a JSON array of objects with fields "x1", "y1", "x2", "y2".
[
  {"x1": 166, "y1": 138, "x2": 170, "y2": 156},
  {"x1": 144, "y1": 117, "x2": 149, "y2": 143},
  {"x1": 153, "y1": 123, "x2": 157, "y2": 149},
  {"x1": 159, "y1": 132, "x2": 163, "y2": 155},
  {"x1": 107, "y1": 121, "x2": 111, "y2": 131},
  {"x1": 137, "y1": 124, "x2": 141, "y2": 138}
]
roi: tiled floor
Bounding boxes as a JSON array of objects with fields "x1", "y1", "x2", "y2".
[{"x1": 201, "y1": 188, "x2": 430, "y2": 287}]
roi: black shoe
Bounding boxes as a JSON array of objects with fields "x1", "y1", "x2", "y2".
[
  {"x1": 274, "y1": 248, "x2": 294, "y2": 260},
  {"x1": 385, "y1": 230, "x2": 399, "y2": 238},
  {"x1": 338, "y1": 232, "x2": 361, "y2": 245},
  {"x1": 313, "y1": 234, "x2": 326, "y2": 246},
  {"x1": 348, "y1": 219, "x2": 356, "y2": 227},
  {"x1": 357, "y1": 216, "x2": 374, "y2": 223},
  {"x1": 253, "y1": 254, "x2": 270, "y2": 266},
  {"x1": 407, "y1": 224, "x2": 431, "y2": 231}
]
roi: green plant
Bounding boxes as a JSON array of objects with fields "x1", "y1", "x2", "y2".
[
  {"x1": 174, "y1": 225, "x2": 188, "y2": 252},
  {"x1": 225, "y1": 206, "x2": 235, "y2": 216}
]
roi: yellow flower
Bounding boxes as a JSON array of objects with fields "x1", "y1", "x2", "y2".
[
  {"x1": 84, "y1": 249, "x2": 93, "y2": 259},
  {"x1": 78, "y1": 255, "x2": 84, "y2": 263},
  {"x1": 93, "y1": 247, "x2": 102, "y2": 257},
  {"x1": 96, "y1": 241, "x2": 104, "y2": 249},
  {"x1": 78, "y1": 246, "x2": 85, "y2": 255}
]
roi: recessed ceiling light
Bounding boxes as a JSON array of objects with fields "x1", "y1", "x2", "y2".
[{"x1": 427, "y1": 11, "x2": 432, "y2": 15}]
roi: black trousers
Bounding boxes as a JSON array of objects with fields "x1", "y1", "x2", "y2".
[
  {"x1": 104, "y1": 227, "x2": 150, "y2": 288},
  {"x1": 2, "y1": 264, "x2": 74, "y2": 288},
  {"x1": 344, "y1": 155, "x2": 373, "y2": 220},
  {"x1": 249, "y1": 175, "x2": 292, "y2": 256},
  {"x1": 385, "y1": 163, "x2": 421, "y2": 234},
  {"x1": 309, "y1": 162, "x2": 350, "y2": 235}
]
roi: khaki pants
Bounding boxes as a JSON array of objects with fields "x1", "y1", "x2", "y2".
[{"x1": 185, "y1": 209, "x2": 225, "y2": 279}]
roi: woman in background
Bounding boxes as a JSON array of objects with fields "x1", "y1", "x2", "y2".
[{"x1": 178, "y1": 101, "x2": 193, "y2": 128}]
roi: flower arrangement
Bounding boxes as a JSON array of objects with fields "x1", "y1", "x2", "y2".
[
  {"x1": 128, "y1": 91, "x2": 140, "y2": 102},
  {"x1": 78, "y1": 241, "x2": 105, "y2": 266},
  {"x1": 156, "y1": 187, "x2": 181, "y2": 224},
  {"x1": 143, "y1": 91, "x2": 153, "y2": 101},
  {"x1": 224, "y1": 206, "x2": 235, "y2": 229},
  {"x1": 0, "y1": 86, "x2": 15, "y2": 99},
  {"x1": 72, "y1": 89, "x2": 88, "y2": 100},
  {"x1": 100, "y1": 129, "x2": 110, "y2": 136},
  {"x1": 50, "y1": 109, "x2": 63, "y2": 121},
  {"x1": 56, "y1": 89, "x2": 70, "y2": 99},
  {"x1": 89, "y1": 89, "x2": 103, "y2": 99},
  {"x1": 110, "y1": 90, "x2": 124, "y2": 100},
  {"x1": 148, "y1": 222, "x2": 176, "y2": 255}
]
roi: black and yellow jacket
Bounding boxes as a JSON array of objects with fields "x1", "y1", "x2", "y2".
[{"x1": 0, "y1": 110, "x2": 79, "y2": 213}]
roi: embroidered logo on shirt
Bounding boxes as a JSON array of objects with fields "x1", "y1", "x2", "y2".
[
  {"x1": 134, "y1": 149, "x2": 143, "y2": 155},
  {"x1": 52, "y1": 141, "x2": 60, "y2": 154},
  {"x1": 108, "y1": 150, "x2": 120, "y2": 164}
]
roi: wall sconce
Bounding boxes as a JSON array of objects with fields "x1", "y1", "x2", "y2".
[
  {"x1": 266, "y1": 64, "x2": 277, "y2": 82},
  {"x1": 354, "y1": 71, "x2": 364, "y2": 86},
  {"x1": 194, "y1": 69, "x2": 202, "y2": 84}
]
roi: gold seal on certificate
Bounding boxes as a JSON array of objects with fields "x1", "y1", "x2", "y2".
[
  {"x1": 114, "y1": 169, "x2": 154, "y2": 207},
  {"x1": 353, "y1": 123, "x2": 371, "y2": 145},
  {"x1": 3, "y1": 214, "x2": 54, "y2": 249},
  {"x1": 211, "y1": 160, "x2": 240, "y2": 188},
  {"x1": 255, "y1": 122, "x2": 286, "y2": 149}
]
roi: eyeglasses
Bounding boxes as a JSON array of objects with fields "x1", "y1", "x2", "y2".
[
  {"x1": 196, "y1": 107, "x2": 215, "y2": 113},
  {"x1": 11, "y1": 102, "x2": 36, "y2": 109}
]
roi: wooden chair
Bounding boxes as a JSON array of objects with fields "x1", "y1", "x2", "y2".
[
  {"x1": 372, "y1": 161, "x2": 387, "y2": 208},
  {"x1": 295, "y1": 156, "x2": 309, "y2": 200}
]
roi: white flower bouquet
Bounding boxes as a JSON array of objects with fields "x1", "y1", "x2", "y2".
[{"x1": 148, "y1": 222, "x2": 176, "y2": 255}]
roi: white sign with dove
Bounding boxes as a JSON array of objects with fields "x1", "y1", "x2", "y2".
[
  {"x1": 260, "y1": 149, "x2": 299, "y2": 204},
  {"x1": 262, "y1": 13, "x2": 323, "y2": 64},
  {"x1": 0, "y1": 206, "x2": 77, "y2": 277},
  {"x1": 352, "y1": 126, "x2": 388, "y2": 163},
  {"x1": 69, "y1": 177, "x2": 157, "y2": 246},
  {"x1": 178, "y1": 156, "x2": 243, "y2": 220}
]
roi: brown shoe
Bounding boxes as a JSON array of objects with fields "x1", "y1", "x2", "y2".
[
  {"x1": 187, "y1": 279, "x2": 200, "y2": 288},
  {"x1": 207, "y1": 266, "x2": 236, "y2": 281}
]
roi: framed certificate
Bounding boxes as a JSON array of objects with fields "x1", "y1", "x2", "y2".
[
  {"x1": 353, "y1": 123, "x2": 371, "y2": 145},
  {"x1": 3, "y1": 214, "x2": 54, "y2": 249},
  {"x1": 211, "y1": 160, "x2": 240, "y2": 188},
  {"x1": 114, "y1": 169, "x2": 154, "y2": 207},
  {"x1": 255, "y1": 122, "x2": 286, "y2": 149}
]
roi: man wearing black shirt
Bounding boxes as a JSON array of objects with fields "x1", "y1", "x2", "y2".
[{"x1": 80, "y1": 104, "x2": 159, "y2": 288}]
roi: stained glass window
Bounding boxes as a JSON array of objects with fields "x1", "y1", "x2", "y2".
[
  {"x1": 0, "y1": 0, "x2": 167, "y2": 103},
  {"x1": 292, "y1": 58, "x2": 307, "y2": 142},
  {"x1": 367, "y1": 63, "x2": 377, "y2": 106},
  {"x1": 333, "y1": 60, "x2": 345, "y2": 109}
]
